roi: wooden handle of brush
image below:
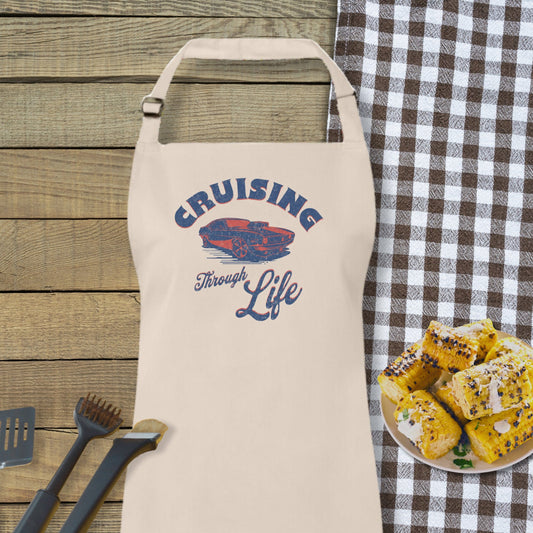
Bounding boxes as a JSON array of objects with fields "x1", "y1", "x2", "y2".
[{"x1": 13, "y1": 489, "x2": 60, "y2": 533}]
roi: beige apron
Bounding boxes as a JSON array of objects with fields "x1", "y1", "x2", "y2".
[{"x1": 123, "y1": 38, "x2": 382, "y2": 533}]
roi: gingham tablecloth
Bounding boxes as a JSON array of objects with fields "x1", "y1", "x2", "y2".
[{"x1": 327, "y1": 2, "x2": 533, "y2": 532}]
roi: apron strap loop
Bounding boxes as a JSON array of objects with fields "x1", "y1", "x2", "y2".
[{"x1": 138, "y1": 38, "x2": 364, "y2": 144}]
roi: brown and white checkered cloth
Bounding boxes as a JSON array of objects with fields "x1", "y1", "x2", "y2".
[{"x1": 327, "y1": 1, "x2": 533, "y2": 532}]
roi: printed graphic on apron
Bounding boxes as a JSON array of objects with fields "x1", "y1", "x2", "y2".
[
  {"x1": 174, "y1": 178, "x2": 323, "y2": 232},
  {"x1": 199, "y1": 218, "x2": 294, "y2": 263},
  {"x1": 173, "y1": 177, "x2": 317, "y2": 321}
]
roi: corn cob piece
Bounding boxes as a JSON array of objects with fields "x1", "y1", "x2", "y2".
[
  {"x1": 433, "y1": 381, "x2": 468, "y2": 426},
  {"x1": 421, "y1": 320, "x2": 480, "y2": 373},
  {"x1": 464, "y1": 402, "x2": 533, "y2": 463},
  {"x1": 452, "y1": 353, "x2": 532, "y2": 420},
  {"x1": 394, "y1": 390, "x2": 462, "y2": 459},
  {"x1": 485, "y1": 336, "x2": 533, "y2": 363},
  {"x1": 454, "y1": 319, "x2": 498, "y2": 359},
  {"x1": 378, "y1": 343, "x2": 442, "y2": 403},
  {"x1": 485, "y1": 336, "x2": 533, "y2": 383}
]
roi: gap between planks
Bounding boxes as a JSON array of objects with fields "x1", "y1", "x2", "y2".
[
  {"x1": 0, "y1": 17, "x2": 334, "y2": 81},
  {"x1": 0, "y1": 0, "x2": 336, "y2": 18}
]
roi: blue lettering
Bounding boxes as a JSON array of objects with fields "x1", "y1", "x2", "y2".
[
  {"x1": 187, "y1": 191, "x2": 216, "y2": 217},
  {"x1": 175, "y1": 206, "x2": 197, "y2": 228},
  {"x1": 236, "y1": 269, "x2": 302, "y2": 321},
  {"x1": 175, "y1": 179, "x2": 322, "y2": 230},
  {"x1": 249, "y1": 178, "x2": 268, "y2": 200},
  {"x1": 299, "y1": 208, "x2": 323, "y2": 231},
  {"x1": 210, "y1": 180, "x2": 233, "y2": 203},
  {"x1": 266, "y1": 182, "x2": 283, "y2": 205},
  {"x1": 277, "y1": 188, "x2": 307, "y2": 217},
  {"x1": 236, "y1": 178, "x2": 247, "y2": 199}
]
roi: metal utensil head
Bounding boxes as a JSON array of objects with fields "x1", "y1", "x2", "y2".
[
  {"x1": 74, "y1": 394, "x2": 122, "y2": 439},
  {"x1": 0, "y1": 407, "x2": 36, "y2": 469}
]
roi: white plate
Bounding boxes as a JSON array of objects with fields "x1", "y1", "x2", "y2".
[{"x1": 380, "y1": 332, "x2": 533, "y2": 473}]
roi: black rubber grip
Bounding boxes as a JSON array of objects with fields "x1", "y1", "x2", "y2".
[
  {"x1": 13, "y1": 489, "x2": 60, "y2": 533},
  {"x1": 60, "y1": 438, "x2": 157, "y2": 533}
]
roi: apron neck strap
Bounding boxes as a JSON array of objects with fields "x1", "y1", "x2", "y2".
[{"x1": 138, "y1": 38, "x2": 364, "y2": 144}]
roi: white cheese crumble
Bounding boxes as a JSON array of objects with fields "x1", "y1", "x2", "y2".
[
  {"x1": 493, "y1": 420, "x2": 511, "y2": 434},
  {"x1": 488, "y1": 377, "x2": 504, "y2": 413},
  {"x1": 397, "y1": 410, "x2": 423, "y2": 444}
]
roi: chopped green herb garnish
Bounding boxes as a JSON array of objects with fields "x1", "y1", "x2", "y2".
[
  {"x1": 453, "y1": 443, "x2": 470, "y2": 457},
  {"x1": 402, "y1": 408, "x2": 409, "y2": 421},
  {"x1": 453, "y1": 458, "x2": 474, "y2": 469},
  {"x1": 442, "y1": 380, "x2": 447, "y2": 386},
  {"x1": 475, "y1": 421, "x2": 480, "y2": 430}
]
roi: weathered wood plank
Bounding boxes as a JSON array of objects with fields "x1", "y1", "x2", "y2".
[
  {"x1": 0, "y1": 149, "x2": 131, "y2": 218},
  {"x1": 0, "y1": 0, "x2": 335, "y2": 18},
  {"x1": 0, "y1": 429, "x2": 127, "y2": 502},
  {"x1": 0, "y1": 220, "x2": 136, "y2": 291},
  {"x1": 0, "y1": 503, "x2": 121, "y2": 532},
  {"x1": 0, "y1": 293, "x2": 139, "y2": 360},
  {"x1": 0, "y1": 83, "x2": 329, "y2": 147},
  {"x1": 0, "y1": 360, "x2": 136, "y2": 426},
  {"x1": 1, "y1": 18, "x2": 333, "y2": 82}
]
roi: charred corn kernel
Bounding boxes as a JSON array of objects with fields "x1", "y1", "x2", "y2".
[
  {"x1": 421, "y1": 321, "x2": 480, "y2": 373},
  {"x1": 454, "y1": 319, "x2": 498, "y2": 359},
  {"x1": 485, "y1": 336, "x2": 533, "y2": 382},
  {"x1": 394, "y1": 390, "x2": 462, "y2": 459},
  {"x1": 433, "y1": 381, "x2": 468, "y2": 426},
  {"x1": 465, "y1": 402, "x2": 533, "y2": 463},
  {"x1": 485, "y1": 336, "x2": 533, "y2": 362},
  {"x1": 452, "y1": 353, "x2": 531, "y2": 420},
  {"x1": 378, "y1": 343, "x2": 442, "y2": 403}
]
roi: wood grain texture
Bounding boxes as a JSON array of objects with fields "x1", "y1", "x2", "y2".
[
  {"x1": 0, "y1": 429, "x2": 127, "y2": 502},
  {"x1": 0, "y1": 2, "x2": 336, "y2": 527},
  {"x1": 0, "y1": 0, "x2": 335, "y2": 18},
  {"x1": 0, "y1": 149, "x2": 131, "y2": 218},
  {"x1": 0, "y1": 220, "x2": 136, "y2": 291},
  {"x1": 0, "y1": 503, "x2": 121, "y2": 533},
  {"x1": 0, "y1": 360, "x2": 136, "y2": 426},
  {"x1": 1, "y1": 18, "x2": 333, "y2": 81},
  {"x1": 0, "y1": 83, "x2": 329, "y2": 147},
  {"x1": 0, "y1": 293, "x2": 139, "y2": 360}
]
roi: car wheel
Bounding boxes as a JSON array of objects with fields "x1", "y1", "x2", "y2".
[{"x1": 232, "y1": 237, "x2": 249, "y2": 259}]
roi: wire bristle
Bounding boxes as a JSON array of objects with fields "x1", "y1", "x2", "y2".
[{"x1": 77, "y1": 393, "x2": 123, "y2": 429}]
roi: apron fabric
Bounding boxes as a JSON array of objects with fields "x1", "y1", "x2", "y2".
[
  {"x1": 328, "y1": 2, "x2": 533, "y2": 532},
  {"x1": 123, "y1": 38, "x2": 382, "y2": 533}
]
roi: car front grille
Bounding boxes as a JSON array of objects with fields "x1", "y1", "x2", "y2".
[{"x1": 270, "y1": 235, "x2": 288, "y2": 244}]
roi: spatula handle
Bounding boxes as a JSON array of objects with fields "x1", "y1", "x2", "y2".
[{"x1": 13, "y1": 489, "x2": 60, "y2": 533}]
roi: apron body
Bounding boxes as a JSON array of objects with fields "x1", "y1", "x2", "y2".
[{"x1": 122, "y1": 38, "x2": 382, "y2": 533}]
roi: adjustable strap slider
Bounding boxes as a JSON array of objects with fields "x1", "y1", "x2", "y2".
[{"x1": 140, "y1": 96, "x2": 165, "y2": 117}]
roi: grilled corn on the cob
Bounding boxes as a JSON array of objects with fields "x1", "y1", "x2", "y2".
[
  {"x1": 378, "y1": 343, "x2": 441, "y2": 403},
  {"x1": 485, "y1": 336, "x2": 533, "y2": 383},
  {"x1": 421, "y1": 321, "x2": 480, "y2": 373},
  {"x1": 394, "y1": 390, "x2": 462, "y2": 459},
  {"x1": 452, "y1": 353, "x2": 532, "y2": 420},
  {"x1": 455, "y1": 319, "x2": 498, "y2": 359},
  {"x1": 465, "y1": 402, "x2": 533, "y2": 463},
  {"x1": 433, "y1": 381, "x2": 468, "y2": 426},
  {"x1": 485, "y1": 336, "x2": 533, "y2": 363}
]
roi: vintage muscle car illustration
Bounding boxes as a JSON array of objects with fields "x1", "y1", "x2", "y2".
[{"x1": 199, "y1": 218, "x2": 295, "y2": 261}]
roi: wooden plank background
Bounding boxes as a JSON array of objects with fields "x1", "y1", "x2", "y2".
[{"x1": 0, "y1": 2, "x2": 336, "y2": 530}]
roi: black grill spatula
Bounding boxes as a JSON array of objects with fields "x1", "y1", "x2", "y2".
[{"x1": 0, "y1": 406, "x2": 35, "y2": 470}]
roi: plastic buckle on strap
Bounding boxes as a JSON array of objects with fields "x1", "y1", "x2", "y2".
[{"x1": 141, "y1": 96, "x2": 165, "y2": 117}]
